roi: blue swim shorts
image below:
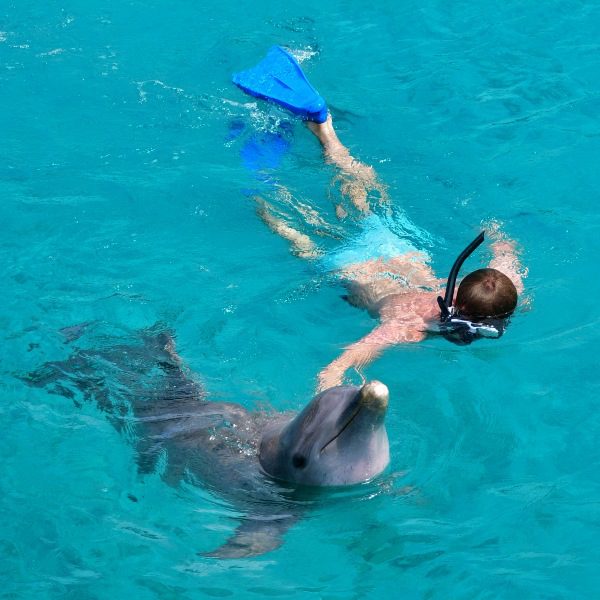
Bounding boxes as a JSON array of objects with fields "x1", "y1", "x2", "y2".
[{"x1": 321, "y1": 214, "x2": 425, "y2": 271}]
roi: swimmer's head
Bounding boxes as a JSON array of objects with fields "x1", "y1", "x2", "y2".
[
  {"x1": 455, "y1": 268, "x2": 517, "y2": 320},
  {"x1": 439, "y1": 268, "x2": 516, "y2": 345},
  {"x1": 437, "y1": 233, "x2": 518, "y2": 344}
]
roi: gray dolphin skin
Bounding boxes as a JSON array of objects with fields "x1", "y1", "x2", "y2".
[
  {"x1": 24, "y1": 330, "x2": 390, "y2": 558},
  {"x1": 259, "y1": 381, "x2": 389, "y2": 486}
]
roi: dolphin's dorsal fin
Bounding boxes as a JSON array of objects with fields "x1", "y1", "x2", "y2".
[{"x1": 203, "y1": 516, "x2": 297, "y2": 559}]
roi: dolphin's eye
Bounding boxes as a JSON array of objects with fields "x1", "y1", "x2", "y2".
[{"x1": 292, "y1": 454, "x2": 307, "y2": 469}]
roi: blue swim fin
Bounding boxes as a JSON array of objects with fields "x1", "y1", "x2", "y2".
[
  {"x1": 232, "y1": 46, "x2": 328, "y2": 123},
  {"x1": 240, "y1": 126, "x2": 292, "y2": 172},
  {"x1": 227, "y1": 119, "x2": 292, "y2": 173}
]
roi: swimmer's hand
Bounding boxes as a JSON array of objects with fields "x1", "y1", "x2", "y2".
[
  {"x1": 483, "y1": 219, "x2": 517, "y2": 253},
  {"x1": 317, "y1": 321, "x2": 426, "y2": 393},
  {"x1": 483, "y1": 220, "x2": 527, "y2": 294},
  {"x1": 317, "y1": 360, "x2": 347, "y2": 392}
]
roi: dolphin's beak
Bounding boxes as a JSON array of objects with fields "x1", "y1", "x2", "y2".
[{"x1": 357, "y1": 381, "x2": 389, "y2": 413}]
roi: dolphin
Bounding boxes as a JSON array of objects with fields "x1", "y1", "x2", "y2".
[{"x1": 23, "y1": 330, "x2": 390, "y2": 557}]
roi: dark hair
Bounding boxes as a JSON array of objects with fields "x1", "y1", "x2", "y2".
[{"x1": 455, "y1": 268, "x2": 517, "y2": 319}]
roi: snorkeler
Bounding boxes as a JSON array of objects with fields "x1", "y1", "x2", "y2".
[{"x1": 233, "y1": 47, "x2": 527, "y2": 391}]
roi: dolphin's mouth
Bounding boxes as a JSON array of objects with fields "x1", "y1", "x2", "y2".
[{"x1": 319, "y1": 405, "x2": 362, "y2": 453}]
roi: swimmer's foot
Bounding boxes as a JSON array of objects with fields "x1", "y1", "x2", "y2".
[{"x1": 307, "y1": 115, "x2": 345, "y2": 153}]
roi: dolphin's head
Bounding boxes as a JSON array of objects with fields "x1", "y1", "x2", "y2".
[{"x1": 259, "y1": 381, "x2": 389, "y2": 486}]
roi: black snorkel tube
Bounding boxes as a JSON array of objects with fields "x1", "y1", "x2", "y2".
[{"x1": 437, "y1": 231, "x2": 485, "y2": 322}]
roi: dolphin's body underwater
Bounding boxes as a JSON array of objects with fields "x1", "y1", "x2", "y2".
[{"x1": 25, "y1": 330, "x2": 390, "y2": 557}]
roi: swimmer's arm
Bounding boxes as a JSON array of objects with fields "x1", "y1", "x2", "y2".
[
  {"x1": 317, "y1": 320, "x2": 425, "y2": 392},
  {"x1": 489, "y1": 238, "x2": 526, "y2": 294}
]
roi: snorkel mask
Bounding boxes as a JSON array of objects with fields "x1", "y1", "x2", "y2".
[{"x1": 437, "y1": 232, "x2": 507, "y2": 344}]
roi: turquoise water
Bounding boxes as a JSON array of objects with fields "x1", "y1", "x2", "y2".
[{"x1": 2, "y1": 0, "x2": 600, "y2": 597}]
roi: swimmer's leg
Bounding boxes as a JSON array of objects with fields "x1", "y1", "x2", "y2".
[
  {"x1": 307, "y1": 115, "x2": 388, "y2": 215},
  {"x1": 275, "y1": 185, "x2": 340, "y2": 236},
  {"x1": 254, "y1": 196, "x2": 322, "y2": 260}
]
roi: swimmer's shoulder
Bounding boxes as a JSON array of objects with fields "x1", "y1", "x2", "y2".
[{"x1": 377, "y1": 288, "x2": 440, "y2": 322}]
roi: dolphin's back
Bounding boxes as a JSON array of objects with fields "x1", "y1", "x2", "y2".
[{"x1": 23, "y1": 329, "x2": 302, "y2": 558}]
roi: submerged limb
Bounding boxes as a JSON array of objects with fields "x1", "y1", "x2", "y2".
[
  {"x1": 204, "y1": 515, "x2": 298, "y2": 559},
  {"x1": 316, "y1": 318, "x2": 426, "y2": 392},
  {"x1": 307, "y1": 115, "x2": 388, "y2": 214},
  {"x1": 484, "y1": 220, "x2": 527, "y2": 294},
  {"x1": 254, "y1": 196, "x2": 322, "y2": 260},
  {"x1": 274, "y1": 184, "x2": 343, "y2": 239}
]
